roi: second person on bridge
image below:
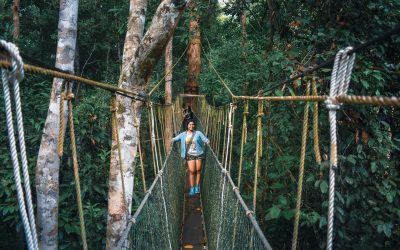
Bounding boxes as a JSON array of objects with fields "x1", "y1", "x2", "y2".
[{"x1": 172, "y1": 119, "x2": 209, "y2": 196}]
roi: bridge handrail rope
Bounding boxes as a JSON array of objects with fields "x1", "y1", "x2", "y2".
[
  {"x1": 116, "y1": 139, "x2": 181, "y2": 248},
  {"x1": 0, "y1": 59, "x2": 146, "y2": 101},
  {"x1": 194, "y1": 107, "x2": 272, "y2": 249},
  {"x1": 0, "y1": 40, "x2": 39, "y2": 250},
  {"x1": 206, "y1": 143, "x2": 273, "y2": 250},
  {"x1": 216, "y1": 103, "x2": 234, "y2": 248}
]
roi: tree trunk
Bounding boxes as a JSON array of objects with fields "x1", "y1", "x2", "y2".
[
  {"x1": 35, "y1": 0, "x2": 78, "y2": 249},
  {"x1": 185, "y1": 2, "x2": 201, "y2": 109},
  {"x1": 266, "y1": 0, "x2": 274, "y2": 52},
  {"x1": 241, "y1": 11, "x2": 247, "y2": 47},
  {"x1": 106, "y1": 0, "x2": 186, "y2": 247},
  {"x1": 106, "y1": 0, "x2": 148, "y2": 248},
  {"x1": 164, "y1": 37, "x2": 173, "y2": 152},
  {"x1": 12, "y1": 0, "x2": 20, "y2": 41},
  {"x1": 241, "y1": 11, "x2": 249, "y2": 95}
]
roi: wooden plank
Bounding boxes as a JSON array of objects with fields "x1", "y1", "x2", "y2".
[{"x1": 182, "y1": 173, "x2": 207, "y2": 250}]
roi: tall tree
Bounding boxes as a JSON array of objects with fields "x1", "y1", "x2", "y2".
[
  {"x1": 185, "y1": 1, "x2": 201, "y2": 108},
  {"x1": 35, "y1": 0, "x2": 79, "y2": 249},
  {"x1": 106, "y1": 0, "x2": 187, "y2": 247},
  {"x1": 265, "y1": 0, "x2": 274, "y2": 52},
  {"x1": 164, "y1": 37, "x2": 173, "y2": 152},
  {"x1": 12, "y1": 0, "x2": 20, "y2": 40}
]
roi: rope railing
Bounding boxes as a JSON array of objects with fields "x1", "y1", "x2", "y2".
[
  {"x1": 0, "y1": 60, "x2": 146, "y2": 101},
  {"x1": 117, "y1": 143, "x2": 186, "y2": 249},
  {"x1": 202, "y1": 144, "x2": 273, "y2": 250}
]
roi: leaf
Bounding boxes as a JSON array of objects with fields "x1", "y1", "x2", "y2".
[
  {"x1": 319, "y1": 216, "x2": 327, "y2": 228},
  {"x1": 269, "y1": 206, "x2": 281, "y2": 219},
  {"x1": 274, "y1": 90, "x2": 283, "y2": 96},
  {"x1": 371, "y1": 162, "x2": 378, "y2": 173},
  {"x1": 347, "y1": 155, "x2": 356, "y2": 165},
  {"x1": 278, "y1": 195, "x2": 288, "y2": 205},
  {"x1": 268, "y1": 173, "x2": 279, "y2": 179},
  {"x1": 386, "y1": 191, "x2": 395, "y2": 203},
  {"x1": 306, "y1": 175, "x2": 315, "y2": 183},
  {"x1": 383, "y1": 224, "x2": 392, "y2": 237},
  {"x1": 270, "y1": 183, "x2": 285, "y2": 189},
  {"x1": 282, "y1": 209, "x2": 294, "y2": 220},
  {"x1": 320, "y1": 180, "x2": 328, "y2": 194},
  {"x1": 345, "y1": 176, "x2": 353, "y2": 185},
  {"x1": 360, "y1": 79, "x2": 369, "y2": 89}
]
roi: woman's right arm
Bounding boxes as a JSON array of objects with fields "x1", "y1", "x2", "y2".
[{"x1": 172, "y1": 132, "x2": 183, "y2": 142}]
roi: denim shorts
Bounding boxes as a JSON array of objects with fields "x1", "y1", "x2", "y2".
[{"x1": 186, "y1": 154, "x2": 204, "y2": 161}]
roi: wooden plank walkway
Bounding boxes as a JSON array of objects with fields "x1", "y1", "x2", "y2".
[{"x1": 181, "y1": 174, "x2": 207, "y2": 249}]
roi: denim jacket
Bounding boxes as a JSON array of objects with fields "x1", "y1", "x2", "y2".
[{"x1": 172, "y1": 131, "x2": 209, "y2": 158}]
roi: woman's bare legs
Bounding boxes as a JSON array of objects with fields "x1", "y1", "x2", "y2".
[
  {"x1": 195, "y1": 159, "x2": 202, "y2": 186},
  {"x1": 187, "y1": 160, "x2": 196, "y2": 188}
]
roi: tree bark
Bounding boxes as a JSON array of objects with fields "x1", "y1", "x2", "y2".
[
  {"x1": 266, "y1": 0, "x2": 275, "y2": 52},
  {"x1": 164, "y1": 37, "x2": 173, "y2": 152},
  {"x1": 12, "y1": 0, "x2": 20, "y2": 41},
  {"x1": 185, "y1": 2, "x2": 201, "y2": 109},
  {"x1": 241, "y1": 11, "x2": 247, "y2": 47},
  {"x1": 241, "y1": 11, "x2": 250, "y2": 95},
  {"x1": 35, "y1": 0, "x2": 79, "y2": 249},
  {"x1": 106, "y1": 0, "x2": 186, "y2": 248}
]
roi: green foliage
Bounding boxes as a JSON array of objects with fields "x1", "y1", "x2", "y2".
[{"x1": 1, "y1": 0, "x2": 400, "y2": 249}]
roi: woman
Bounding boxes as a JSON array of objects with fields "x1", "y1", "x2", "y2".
[
  {"x1": 172, "y1": 119, "x2": 209, "y2": 196},
  {"x1": 182, "y1": 106, "x2": 194, "y2": 120}
]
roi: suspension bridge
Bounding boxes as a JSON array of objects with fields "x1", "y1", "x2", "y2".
[{"x1": 1, "y1": 26, "x2": 400, "y2": 250}]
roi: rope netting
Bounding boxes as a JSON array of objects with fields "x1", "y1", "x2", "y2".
[
  {"x1": 202, "y1": 145, "x2": 272, "y2": 250},
  {"x1": 118, "y1": 142, "x2": 186, "y2": 249}
]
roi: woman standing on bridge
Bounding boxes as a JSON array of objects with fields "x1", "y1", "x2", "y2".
[{"x1": 172, "y1": 119, "x2": 209, "y2": 196}]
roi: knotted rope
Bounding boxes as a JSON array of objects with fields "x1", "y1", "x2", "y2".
[
  {"x1": 291, "y1": 81, "x2": 311, "y2": 250},
  {"x1": 0, "y1": 40, "x2": 39, "y2": 250},
  {"x1": 325, "y1": 47, "x2": 355, "y2": 250},
  {"x1": 66, "y1": 86, "x2": 88, "y2": 250}
]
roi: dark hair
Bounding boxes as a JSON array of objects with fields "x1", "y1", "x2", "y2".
[
  {"x1": 185, "y1": 119, "x2": 195, "y2": 129},
  {"x1": 187, "y1": 106, "x2": 192, "y2": 112}
]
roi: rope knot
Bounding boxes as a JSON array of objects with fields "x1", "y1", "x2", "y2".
[
  {"x1": 243, "y1": 111, "x2": 249, "y2": 116},
  {"x1": 222, "y1": 168, "x2": 228, "y2": 174},
  {"x1": 64, "y1": 92, "x2": 75, "y2": 100},
  {"x1": 110, "y1": 104, "x2": 118, "y2": 112},
  {"x1": 325, "y1": 97, "x2": 340, "y2": 110},
  {"x1": 246, "y1": 210, "x2": 254, "y2": 217},
  {"x1": 130, "y1": 217, "x2": 137, "y2": 224}
]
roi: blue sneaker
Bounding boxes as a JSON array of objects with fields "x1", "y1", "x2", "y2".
[
  {"x1": 194, "y1": 185, "x2": 200, "y2": 194},
  {"x1": 189, "y1": 187, "x2": 195, "y2": 196}
]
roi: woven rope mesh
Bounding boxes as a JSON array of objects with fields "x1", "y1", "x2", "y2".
[
  {"x1": 120, "y1": 143, "x2": 185, "y2": 249},
  {"x1": 202, "y1": 146, "x2": 270, "y2": 249}
]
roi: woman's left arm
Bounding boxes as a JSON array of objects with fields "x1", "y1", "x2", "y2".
[{"x1": 199, "y1": 132, "x2": 210, "y2": 144}]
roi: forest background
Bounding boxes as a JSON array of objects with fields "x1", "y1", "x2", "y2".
[{"x1": 0, "y1": 0, "x2": 399, "y2": 249}]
